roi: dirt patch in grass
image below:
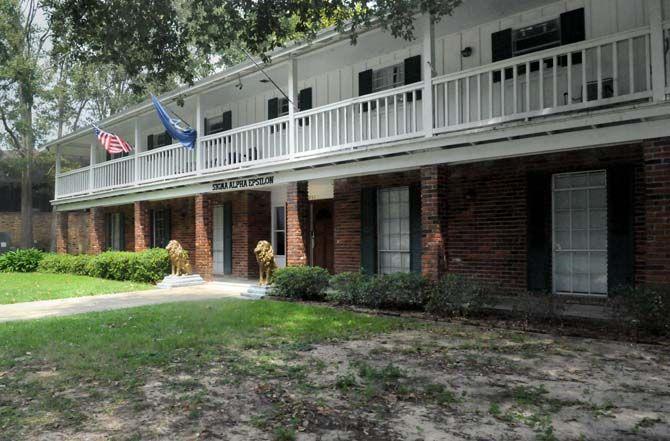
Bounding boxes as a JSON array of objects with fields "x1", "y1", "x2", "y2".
[{"x1": 5, "y1": 322, "x2": 669, "y2": 441}]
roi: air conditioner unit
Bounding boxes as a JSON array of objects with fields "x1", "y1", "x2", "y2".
[{"x1": 512, "y1": 18, "x2": 561, "y2": 57}]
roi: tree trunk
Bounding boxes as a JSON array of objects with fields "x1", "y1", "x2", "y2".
[{"x1": 19, "y1": 83, "x2": 34, "y2": 249}]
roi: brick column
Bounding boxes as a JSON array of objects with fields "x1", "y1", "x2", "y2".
[
  {"x1": 134, "y1": 201, "x2": 151, "y2": 251},
  {"x1": 55, "y1": 212, "x2": 68, "y2": 254},
  {"x1": 286, "y1": 181, "x2": 310, "y2": 266},
  {"x1": 421, "y1": 165, "x2": 448, "y2": 281},
  {"x1": 642, "y1": 140, "x2": 670, "y2": 285},
  {"x1": 194, "y1": 194, "x2": 213, "y2": 280},
  {"x1": 334, "y1": 178, "x2": 361, "y2": 273},
  {"x1": 88, "y1": 208, "x2": 105, "y2": 254}
]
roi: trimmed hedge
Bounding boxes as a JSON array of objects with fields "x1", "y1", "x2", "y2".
[
  {"x1": 38, "y1": 249, "x2": 170, "y2": 284},
  {"x1": 329, "y1": 272, "x2": 431, "y2": 310},
  {"x1": 426, "y1": 274, "x2": 493, "y2": 317},
  {"x1": 272, "y1": 266, "x2": 331, "y2": 300},
  {"x1": 0, "y1": 249, "x2": 45, "y2": 273},
  {"x1": 610, "y1": 285, "x2": 670, "y2": 336}
]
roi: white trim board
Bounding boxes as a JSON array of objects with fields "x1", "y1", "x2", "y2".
[{"x1": 54, "y1": 116, "x2": 670, "y2": 211}]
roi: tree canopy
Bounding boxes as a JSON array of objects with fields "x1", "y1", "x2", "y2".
[{"x1": 45, "y1": 0, "x2": 462, "y2": 92}]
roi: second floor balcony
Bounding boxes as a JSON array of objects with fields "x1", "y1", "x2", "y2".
[{"x1": 52, "y1": 2, "x2": 670, "y2": 202}]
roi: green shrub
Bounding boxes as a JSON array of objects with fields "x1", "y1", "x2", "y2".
[
  {"x1": 0, "y1": 248, "x2": 44, "y2": 273},
  {"x1": 272, "y1": 266, "x2": 331, "y2": 300},
  {"x1": 37, "y1": 249, "x2": 169, "y2": 284},
  {"x1": 610, "y1": 285, "x2": 670, "y2": 336},
  {"x1": 130, "y1": 248, "x2": 171, "y2": 283},
  {"x1": 38, "y1": 253, "x2": 92, "y2": 275},
  {"x1": 329, "y1": 271, "x2": 431, "y2": 310},
  {"x1": 426, "y1": 274, "x2": 492, "y2": 317}
]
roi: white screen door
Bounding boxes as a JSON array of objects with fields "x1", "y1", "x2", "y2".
[
  {"x1": 213, "y1": 205, "x2": 225, "y2": 275},
  {"x1": 552, "y1": 171, "x2": 608, "y2": 295}
]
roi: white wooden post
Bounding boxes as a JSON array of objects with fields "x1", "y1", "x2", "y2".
[
  {"x1": 134, "y1": 118, "x2": 141, "y2": 185},
  {"x1": 89, "y1": 142, "x2": 96, "y2": 193},
  {"x1": 648, "y1": 0, "x2": 666, "y2": 101},
  {"x1": 54, "y1": 144, "x2": 61, "y2": 198},
  {"x1": 422, "y1": 13, "x2": 435, "y2": 137},
  {"x1": 288, "y1": 56, "x2": 298, "y2": 158},
  {"x1": 195, "y1": 93, "x2": 203, "y2": 173}
]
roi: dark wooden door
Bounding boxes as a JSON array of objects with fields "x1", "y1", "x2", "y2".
[{"x1": 311, "y1": 200, "x2": 334, "y2": 273}]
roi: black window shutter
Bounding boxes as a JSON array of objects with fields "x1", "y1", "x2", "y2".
[
  {"x1": 409, "y1": 184, "x2": 422, "y2": 274},
  {"x1": 119, "y1": 212, "x2": 125, "y2": 251},
  {"x1": 147, "y1": 134, "x2": 154, "y2": 151},
  {"x1": 149, "y1": 209, "x2": 155, "y2": 248},
  {"x1": 164, "y1": 208, "x2": 172, "y2": 249},
  {"x1": 360, "y1": 187, "x2": 378, "y2": 275},
  {"x1": 560, "y1": 8, "x2": 585, "y2": 45},
  {"x1": 607, "y1": 165, "x2": 635, "y2": 290},
  {"x1": 404, "y1": 55, "x2": 422, "y2": 85},
  {"x1": 358, "y1": 69, "x2": 373, "y2": 96},
  {"x1": 527, "y1": 172, "x2": 552, "y2": 292},
  {"x1": 222, "y1": 111, "x2": 232, "y2": 131},
  {"x1": 268, "y1": 97, "x2": 279, "y2": 120},
  {"x1": 104, "y1": 212, "x2": 112, "y2": 251},
  {"x1": 404, "y1": 55, "x2": 422, "y2": 101},
  {"x1": 224, "y1": 202, "x2": 233, "y2": 275},
  {"x1": 492, "y1": 28, "x2": 513, "y2": 62},
  {"x1": 204, "y1": 117, "x2": 212, "y2": 136},
  {"x1": 298, "y1": 87, "x2": 313, "y2": 111}
]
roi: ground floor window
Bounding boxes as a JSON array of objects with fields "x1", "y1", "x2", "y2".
[
  {"x1": 273, "y1": 206, "x2": 286, "y2": 257},
  {"x1": 377, "y1": 187, "x2": 410, "y2": 274},
  {"x1": 151, "y1": 209, "x2": 171, "y2": 249},
  {"x1": 552, "y1": 170, "x2": 608, "y2": 295},
  {"x1": 105, "y1": 212, "x2": 124, "y2": 251}
]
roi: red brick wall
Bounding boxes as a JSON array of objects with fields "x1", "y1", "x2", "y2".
[
  {"x1": 0, "y1": 212, "x2": 53, "y2": 250},
  {"x1": 640, "y1": 139, "x2": 670, "y2": 284},
  {"x1": 55, "y1": 212, "x2": 68, "y2": 254},
  {"x1": 143, "y1": 198, "x2": 196, "y2": 267},
  {"x1": 88, "y1": 208, "x2": 105, "y2": 254},
  {"x1": 194, "y1": 194, "x2": 212, "y2": 280},
  {"x1": 445, "y1": 144, "x2": 644, "y2": 291},
  {"x1": 333, "y1": 171, "x2": 420, "y2": 273},
  {"x1": 66, "y1": 211, "x2": 88, "y2": 254},
  {"x1": 421, "y1": 165, "x2": 448, "y2": 280},
  {"x1": 286, "y1": 181, "x2": 309, "y2": 266},
  {"x1": 134, "y1": 201, "x2": 151, "y2": 252},
  {"x1": 200, "y1": 191, "x2": 271, "y2": 279}
]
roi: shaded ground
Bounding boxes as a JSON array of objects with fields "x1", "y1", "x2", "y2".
[
  {"x1": 0, "y1": 299, "x2": 668, "y2": 440},
  {"x1": 0, "y1": 273, "x2": 152, "y2": 304}
]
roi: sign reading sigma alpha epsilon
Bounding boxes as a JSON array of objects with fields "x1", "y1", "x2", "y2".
[{"x1": 211, "y1": 175, "x2": 275, "y2": 191}]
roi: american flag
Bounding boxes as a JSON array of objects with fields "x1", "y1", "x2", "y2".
[{"x1": 93, "y1": 126, "x2": 133, "y2": 154}]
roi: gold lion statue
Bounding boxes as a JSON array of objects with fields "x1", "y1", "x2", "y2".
[
  {"x1": 166, "y1": 240, "x2": 191, "y2": 276},
  {"x1": 254, "y1": 240, "x2": 277, "y2": 285}
]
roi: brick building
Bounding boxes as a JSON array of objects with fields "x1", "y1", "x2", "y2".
[{"x1": 48, "y1": 1, "x2": 670, "y2": 299}]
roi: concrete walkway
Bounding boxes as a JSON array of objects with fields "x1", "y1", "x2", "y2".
[{"x1": 0, "y1": 283, "x2": 250, "y2": 323}]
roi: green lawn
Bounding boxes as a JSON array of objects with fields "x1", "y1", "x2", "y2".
[
  {"x1": 0, "y1": 299, "x2": 417, "y2": 439},
  {"x1": 0, "y1": 273, "x2": 153, "y2": 304}
]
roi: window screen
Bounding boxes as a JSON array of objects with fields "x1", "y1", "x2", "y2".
[{"x1": 377, "y1": 187, "x2": 410, "y2": 274}]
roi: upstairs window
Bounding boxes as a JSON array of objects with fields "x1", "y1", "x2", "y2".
[
  {"x1": 372, "y1": 63, "x2": 405, "y2": 93},
  {"x1": 147, "y1": 131, "x2": 172, "y2": 150},
  {"x1": 205, "y1": 111, "x2": 232, "y2": 136}
]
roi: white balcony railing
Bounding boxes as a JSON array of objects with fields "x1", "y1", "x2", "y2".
[
  {"x1": 55, "y1": 26, "x2": 663, "y2": 200},
  {"x1": 57, "y1": 167, "x2": 90, "y2": 197},
  {"x1": 93, "y1": 155, "x2": 135, "y2": 190},
  {"x1": 137, "y1": 142, "x2": 197, "y2": 183},
  {"x1": 200, "y1": 116, "x2": 289, "y2": 172},
  {"x1": 433, "y1": 27, "x2": 652, "y2": 134},
  {"x1": 293, "y1": 83, "x2": 424, "y2": 156}
]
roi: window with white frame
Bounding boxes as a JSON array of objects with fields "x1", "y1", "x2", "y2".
[
  {"x1": 372, "y1": 63, "x2": 405, "y2": 93},
  {"x1": 378, "y1": 187, "x2": 410, "y2": 274},
  {"x1": 552, "y1": 170, "x2": 608, "y2": 295},
  {"x1": 278, "y1": 97, "x2": 290, "y2": 117},
  {"x1": 273, "y1": 206, "x2": 286, "y2": 257}
]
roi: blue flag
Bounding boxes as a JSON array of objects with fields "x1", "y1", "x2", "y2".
[{"x1": 151, "y1": 95, "x2": 198, "y2": 149}]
